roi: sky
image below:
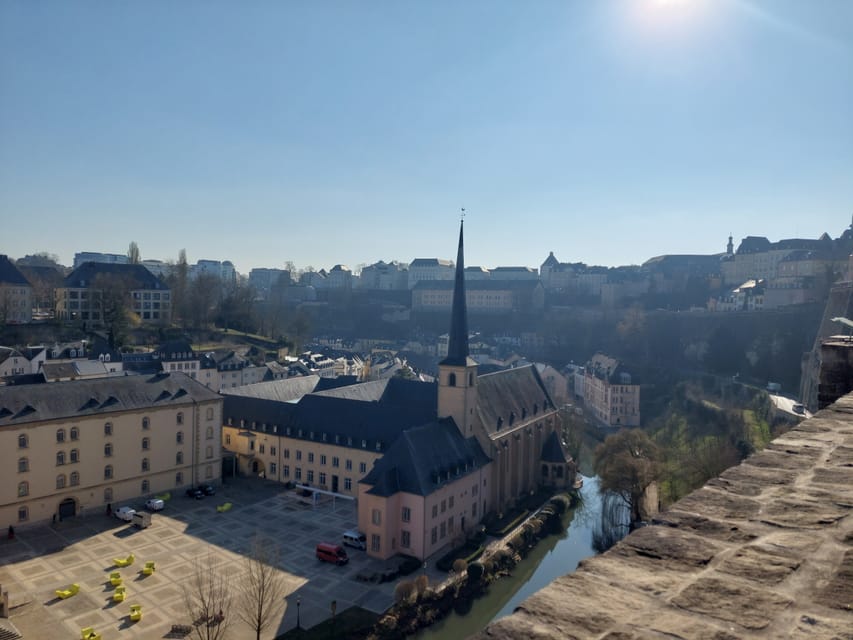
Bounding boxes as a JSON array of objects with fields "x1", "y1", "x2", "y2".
[{"x1": 1, "y1": 0, "x2": 852, "y2": 274}]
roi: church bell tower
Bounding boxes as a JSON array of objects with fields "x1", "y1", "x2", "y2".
[{"x1": 438, "y1": 220, "x2": 479, "y2": 437}]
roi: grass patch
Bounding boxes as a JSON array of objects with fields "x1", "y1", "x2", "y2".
[{"x1": 275, "y1": 606, "x2": 378, "y2": 640}]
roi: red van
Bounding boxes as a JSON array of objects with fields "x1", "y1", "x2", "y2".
[{"x1": 316, "y1": 543, "x2": 348, "y2": 565}]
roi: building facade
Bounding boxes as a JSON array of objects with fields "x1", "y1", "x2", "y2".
[
  {"x1": 582, "y1": 354, "x2": 640, "y2": 427},
  {"x1": 0, "y1": 255, "x2": 33, "y2": 325}
]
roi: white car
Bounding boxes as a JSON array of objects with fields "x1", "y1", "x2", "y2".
[
  {"x1": 145, "y1": 498, "x2": 165, "y2": 511},
  {"x1": 114, "y1": 506, "x2": 136, "y2": 522}
]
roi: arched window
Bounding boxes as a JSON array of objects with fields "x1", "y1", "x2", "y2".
[
  {"x1": 104, "y1": 465, "x2": 113, "y2": 480},
  {"x1": 18, "y1": 457, "x2": 28, "y2": 473},
  {"x1": 56, "y1": 428, "x2": 66, "y2": 443},
  {"x1": 17, "y1": 434, "x2": 28, "y2": 449},
  {"x1": 56, "y1": 451, "x2": 65, "y2": 466},
  {"x1": 142, "y1": 437, "x2": 150, "y2": 450},
  {"x1": 541, "y1": 464, "x2": 549, "y2": 478},
  {"x1": 104, "y1": 422, "x2": 113, "y2": 436},
  {"x1": 141, "y1": 458, "x2": 150, "y2": 472},
  {"x1": 205, "y1": 465, "x2": 213, "y2": 479},
  {"x1": 142, "y1": 417, "x2": 150, "y2": 430},
  {"x1": 176, "y1": 431, "x2": 184, "y2": 444},
  {"x1": 70, "y1": 449, "x2": 79, "y2": 463},
  {"x1": 17, "y1": 481, "x2": 28, "y2": 497},
  {"x1": 206, "y1": 426, "x2": 213, "y2": 439},
  {"x1": 104, "y1": 487, "x2": 113, "y2": 502},
  {"x1": 104, "y1": 443, "x2": 113, "y2": 457},
  {"x1": 176, "y1": 451, "x2": 184, "y2": 465},
  {"x1": 175, "y1": 472, "x2": 183, "y2": 486},
  {"x1": 142, "y1": 479, "x2": 150, "y2": 493},
  {"x1": 56, "y1": 474, "x2": 66, "y2": 489},
  {"x1": 70, "y1": 471, "x2": 80, "y2": 486},
  {"x1": 205, "y1": 446, "x2": 213, "y2": 459},
  {"x1": 177, "y1": 412, "x2": 184, "y2": 425},
  {"x1": 70, "y1": 427, "x2": 79, "y2": 440},
  {"x1": 448, "y1": 373, "x2": 457, "y2": 387},
  {"x1": 468, "y1": 373, "x2": 474, "y2": 386},
  {"x1": 556, "y1": 466, "x2": 564, "y2": 478}
]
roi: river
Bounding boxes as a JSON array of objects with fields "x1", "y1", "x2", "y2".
[{"x1": 414, "y1": 475, "x2": 602, "y2": 639}]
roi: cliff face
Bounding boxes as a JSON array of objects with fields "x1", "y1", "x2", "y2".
[{"x1": 474, "y1": 392, "x2": 853, "y2": 639}]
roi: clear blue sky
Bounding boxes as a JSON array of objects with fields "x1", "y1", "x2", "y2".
[{"x1": 1, "y1": 0, "x2": 851, "y2": 273}]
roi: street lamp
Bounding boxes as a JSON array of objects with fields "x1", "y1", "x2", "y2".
[{"x1": 296, "y1": 595, "x2": 301, "y2": 630}]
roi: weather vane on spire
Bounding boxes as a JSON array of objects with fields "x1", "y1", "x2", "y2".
[{"x1": 460, "y1": 207, "x2": 466, "y2": 221}]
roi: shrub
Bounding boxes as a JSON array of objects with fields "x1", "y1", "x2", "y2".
[
  {"x1": 394, "y1": 581, "x2": 416, "y2": 604},
  {"x1": 414, "y1": 574, "x2": 429, "y2": 597},
  {"x1": 467, "y1": 561, "x2": 485, "y2": 582},
  {"x1": 451, "y1": 558, "x2": 468, "y2": 574},
  {"x1": 397, "y1": 555, "x2": 422, "y2": 576}
]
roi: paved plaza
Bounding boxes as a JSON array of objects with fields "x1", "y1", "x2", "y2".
[{"x1": 0, "y1": 478, "x2": 442, "y2": 639}]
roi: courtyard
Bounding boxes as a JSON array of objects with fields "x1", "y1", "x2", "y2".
[{"x1": 0, "y1": 478, "x2": 435, "y2": 639}]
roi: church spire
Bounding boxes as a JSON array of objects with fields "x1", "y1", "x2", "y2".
[{"x1": 442, "y1": 220, "x2": 469, "y2": 366}]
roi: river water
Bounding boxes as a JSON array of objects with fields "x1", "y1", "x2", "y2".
[{"x1": 414, "y1": 475, "x2": 602, "y2": 639}]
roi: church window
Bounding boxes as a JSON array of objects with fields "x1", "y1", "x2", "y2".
[
  {"x1": 542, "y1": 464, "x2": 549, "y2": 478},
  {"x1": 448, "y1": 373, "x2": 456, "y2": 387},
  {"x1": 468, "y1": 373, "x2": 473, "y2": 386}
]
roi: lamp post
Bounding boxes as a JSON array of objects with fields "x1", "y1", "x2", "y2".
[{"x1": 296, "y1": 595, "x2": 301, "y2": 630}]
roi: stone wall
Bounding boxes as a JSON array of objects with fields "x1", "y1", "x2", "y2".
[{"x1": 475, "y1": 392, "x2": 853, "y2": 639}]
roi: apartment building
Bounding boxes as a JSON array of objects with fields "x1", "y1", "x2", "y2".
[
  {"x1": 581, "y1": 354, "x2": 640, "y2": 427},
  {"x1": 0, "y1": 373, "x2": 222, "y2": 528}
]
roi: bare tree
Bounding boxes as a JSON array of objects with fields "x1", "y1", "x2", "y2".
[
  {"x1": 236, "y1": 537, "x2": 288, "y2": 640},
  {"x1": 127, "y1": 241, "x2": 141, "y2": 264},
  {"x1": 182, "y1": 552, "x2": 232, "y2": 640}
]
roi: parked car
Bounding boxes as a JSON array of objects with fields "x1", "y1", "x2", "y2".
[
  {"x1": 185, "y1": 488, "x2": 204, "y2": 500},
  {"x1": 145, "y1": 498, "x2": 165, "y2": 511},
  {"x1": 200, "y1": 484, "x2": 216, "y2": 496},
  {"x1": 316, "y1": 542, "x2": 348, "y2": 565},
  {"x1": 114, "y1": 506, "x2": 136, "y2": 521}
]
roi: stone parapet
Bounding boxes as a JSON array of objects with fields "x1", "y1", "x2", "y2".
[{"x1": 475, "y1": 393, "x2": 853, "y2": 639}]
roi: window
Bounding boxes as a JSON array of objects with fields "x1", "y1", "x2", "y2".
[
  {"x1": 472, "y1": 483, "x2": 478, "y2": 496},
  {"x1": 70, "y1": 471, "x2": 80, "y2": 486},
  {"x1": 205, "y1": 465, "x2": 213, "y2": 479},
  {"x1": 270, "y1": 446, "x2": 276, "y2": 456},
  {"x1": 206, "y1": 426, "x2": 213, "y2": 439},
  {"x1": 401, "y1": 530, "x2": 411, "y2": 548},
  {"x1": 449, "y1": 496, "x2": 454, "y2": 509},
  {"x1": 176, "y1": 451, "x2": 184, "y2": 465},
  {"x1": 432, "y1": 505, "x2": 438, "y2": 518},
  {"x1": 472, "y1": 502, "x2": 477, "y2": 518},
  {"x1": 259, "y1": 444, "x2": 265, "y2": 454},
  {"x1": 17, "y1": 481, "x2": 28, "y2": 497},
  {"x1": 448, "y1": 372, "x2": 457, "y2": 387},
  {"x1": 206, "y1": 407, "x2": 214, "y2": 420},
  {"x1": 440, "y1": 522, "x2": 446, "y2": 539},
  {"x1": 250, "y1": 440, "x2": 255, "y2": 451},
  {"x1": 346, "y1": 459, "x2": 352, "y2": 471},
  {"x1": 344, "y1": 477, "x2": 352, "y2": 491},
  {"x1": 104, "y1": 422, "x2": 113, "y2": 436},
  {"x1": 320, "y1": 454, "x2": 327, "y2": 465},
  {"x1": 56, "y1": 428, "x2": 66, "y2": 443},
  {"x1": 104, "y1": 487, "x2": 113, "y2": 502},
  {"x1": 70, "y1": 427, "x2": 79, "y2": 441},
  {"x1": 319, "y1": 472, "x2": 326, "y2": 485},
  {"x1": 141, "y1": 458, "x2": 149, "y2": 472},
  {"x1": 431, "y1": 527, "x2": 437, "y2": 544},
  {"x1": 142, "y1": 479, "x2": 150, "y2": 493},
  {"x1": 17, "y1": 434, "x2": 27, "y2": 449},
  {"x1": 177, "y1": 431, "x2": 184, "y2": 444},
  {"x1": 295, "y1": 468, "x2": 302, "y2": 481},
  {"x1": 371, "y1": 534, "x2": 381, "y2": 552},
  {"x1": 18, "y1": 507, "x2": 28, "y2": 522},
  {"x1": 56, "y1": 451, "x2": 65, "y2": 466},
  {"x1": 283, "y1": 465, "x2": 290, "y2": 478},
  {"x1": 361, "y1": 439, "x2": 367, "y2": 449},
  {"x1": 332, "y1": 456, "x2": 339, "y2": 468},
  {"x1": 225, "y1": 433, "x2": 231, "y2": 445},
  {"x1": 359, "y1": 462, "x2": 366, "y2": 474},
  {"x1": 372, "y1": 509, "x2": 382, "y2": 525},
  {"x1": 206, "y1": 446, "x2": 213, "y2": 459},
  {"x1": 308, "y1": 452, "x2": 314, "y2": 463},
  {"x1": 448, "y1": 516, "x2": 454, "y2": 532},
  {"x1": 307, "y1": 470, "x2": 314, "y2": 483},
  {"x1": 441, "y1": 499, "x2": 446, "y2": 513},
  {"x1": 402, "y1": 507, "x2": 411, "y2": 522},
  {"x1": 175, "y1": 472, "x2": 183, "y2": 486},
  {"x1": 142, "y1": 417, "x2": 150, "y2": 430},
  {"x1": 270, "y1": 463, "x2": 277, "y2": 475},
  {"x1": 284, "y1": 449, "x2": 290, "y2": 459},
  {"x1": 104, "y1": 465, "x2": 113, "y2": 480},
  {"x1": 105, "y1": 443, "x2": 113, "y2": 457},
  {"x1": 142, "y1": 437, "x2": 150, "y2": 450},
  {"x1": 70, "y1": 449, "x2": 79, "y2": 463},
  {"x1": 296, "y1": 450, "x2": 302, "y2": 461}
]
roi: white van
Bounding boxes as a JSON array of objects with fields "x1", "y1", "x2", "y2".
[{"x1": 342, "y1": 530, "x2": 367, "y2": 550}]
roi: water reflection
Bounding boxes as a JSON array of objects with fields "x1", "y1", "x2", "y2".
[{"x1": 415, "y1": 476, "x2": 602, "y2": 639}]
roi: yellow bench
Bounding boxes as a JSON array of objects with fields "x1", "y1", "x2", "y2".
[
  {"x1": 155, "y1": 492, "x2": 171, "y2": 501},
  {"x1": 109, "y1": 571, "x2": 122, "y2": 586},
  {"x1": 113, "y1": 553, "x2": 134, "y2": 567},
  {"x1": 55, "y1": 583, "x2": 80, "y2": 599},
  {"x1": 113, "y1": 585, "x2": 126, "y2": 603},
  {"x1": 129, "y1": 604, "x2": 142, "y2": 622},
  {"x1": 81, "y1": 627, "x2": 101, "y2": 640},
  {"x1": 142, "y1": 561, "x2": 155, "y2": 576},
  {"x1": 216, "y1": 502, "x2": 233, "y2": 513}
]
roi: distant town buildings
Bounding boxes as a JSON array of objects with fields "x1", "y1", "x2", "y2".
[
  {"x1": 0, "y1": 255, "x2": 33, "y2": 324},
  {"x1": 577, "y1": 354, "x2": 640, "y2": 427}
]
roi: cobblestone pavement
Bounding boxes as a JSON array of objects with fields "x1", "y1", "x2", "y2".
[{"x1": 0, "y1": 478, "x2": 445, "y2": 639}]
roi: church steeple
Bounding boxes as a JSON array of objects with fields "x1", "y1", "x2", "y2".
[{"x1": 442, "y1": 221, "x2": 469, "y2": 366}]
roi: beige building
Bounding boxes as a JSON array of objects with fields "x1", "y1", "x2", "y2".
[
  {"x1": 581, "y1": 354, "x2": 640, "y2": 427},
  {"x1": 0, "y1": 373, "x2": 222, "y2": 529},
  {"x1": 0, "y1": 255, "x2": 33, "y2": 325}
]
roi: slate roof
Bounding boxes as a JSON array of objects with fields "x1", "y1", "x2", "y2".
[
  {"x1": 222, "y1": 375, "x2": 323, "y2": 402},
  {"x1": 541, "y1": 430, "x2": 568, "y2": 463},
  {"x1": 361, "y1": 419, "x2": 490, "y2": 497},
  {"x1": 475, "y1": 365, "x2": 557, "y2": 436},
  {"x1": 541, "y1": 252, "x2": 560, "y2": 268},
  {"x1": 0, "y1": 347, "x2": 23, "y2": 366},
  {"x1": 0, "y1": 372, "x2": 220, "y2": 426},
  {"x1": 63, "y1": 262, "x2": 168, "y2": 290},
  {"x1": 410, "y1": 258, "x2": 453, "y2": 267},
  {"x1": 0, "y1": 255, "x2": 31, "y2": 286}
]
